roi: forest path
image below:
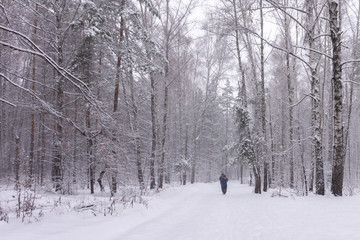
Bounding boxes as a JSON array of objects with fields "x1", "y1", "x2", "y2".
[
  {"x1": 113, "y1": 181, "x2": 360, "y2": 240},
  {"x1": 2, "y1": 181, "x2": 360, "y2": 240},
  {"x1": 115, "y1": 182, "x2": 253, "y2": 240}
]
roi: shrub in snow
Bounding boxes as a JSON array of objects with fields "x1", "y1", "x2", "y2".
[
  {"x1": 71, "y1": 187, "x2": 149, "y2": 217},
  {"x1": 14, "y1": 176, "x2": 43, "y2": 223},
  {"x1": 0, "y1": 204, "x2": 9, "y2": 223}
]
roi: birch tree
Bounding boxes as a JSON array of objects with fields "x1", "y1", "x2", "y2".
[{"x1": 329, "y1": 0, "x2": 344, "y2": 196}]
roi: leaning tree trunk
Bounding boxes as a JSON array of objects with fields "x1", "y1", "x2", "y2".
[{"x1": 329, "y1": 0, "x2": 344, "y2": 196}]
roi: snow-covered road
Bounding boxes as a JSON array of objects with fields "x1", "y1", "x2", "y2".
[
  {"x1": 116, "y1": 182, "x2": 249, "y2": 240},
  {"x1": 2, "y1": 181, "x2": 360, "y2": 240}
]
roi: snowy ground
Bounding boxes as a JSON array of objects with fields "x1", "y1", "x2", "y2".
[{"x1": 1, "y1": 181, "x2": 360, "y2": 240}]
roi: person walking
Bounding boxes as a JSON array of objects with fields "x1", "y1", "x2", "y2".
[{"x1": 219, "y1": 173, "x2": 228, "y2": 195}]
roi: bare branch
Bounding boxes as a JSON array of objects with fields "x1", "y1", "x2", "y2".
[
  {"x1": 0, "y1": 98, "x2": 17, "y2": 107},
  {"x1": 0, "y1": 24, "x2": 110, "y2": 120},
  {"x1": 265, "y1": 0, "x2": 309, "y2": 33},
  {"x1": 294, "y1": 45, "x2": 333, "y2": 59},
  {"x1": 341, "y1": 59, "x2": 360, "y2": 66},
  {"x1": 288, "y1": 94, "x2": 311, "y2": 109},
  {"x1": 236, "y1": 25, "x2": 311, "y2": 69},
  {"x1": 0, "y1": 72, "x2": 86, "y2": 136},
  {"x1": 342, "y1": 80, "x2": 360, "y2": 85}
]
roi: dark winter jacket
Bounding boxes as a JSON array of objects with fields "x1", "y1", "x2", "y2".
[{"x1": 219, "y1": 176, "x2": 228, "y2": 187}]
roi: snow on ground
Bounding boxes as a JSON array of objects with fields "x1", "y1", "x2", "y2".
[{"x1": 1, "y1": 181, "x2": 360, "y2": 240}]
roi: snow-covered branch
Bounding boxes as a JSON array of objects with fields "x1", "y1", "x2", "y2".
[
  {"x1": 0, "y1": 24, "x2": 107, "y2": 118},
  {"x1": 0, "y1": 98, "x2": 16, "y2": 107}
]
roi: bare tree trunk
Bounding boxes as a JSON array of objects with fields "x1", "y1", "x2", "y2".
[
  {"x1": 232, "y1": 0, "x2": 256, "y2": 187},
  {"x1": 149, "y1": 71, "x2": 157, "y2": 189},
  {"x1": 344, "y1": 80, "x2": 353, "y2": 192},
  {"x1": 298, "y1": 124, "x2": 308, "y2": 196},
  {"x1": 260, "y1": 0, "x2": 268, "y2": 192},
  {"x1": 306, "y1": 0, "x2": 324, "y2": 195},
  {"x1": 40, "y1": 113, "x2": 45, "y2": 186},
  {"x1": 240, "y1": 164, "x2": 244, "y2": 184},
  {"x1": 183, "y1": 124, "x2": 189, "y2": 185},
  {"x1": 235, "y1": 71, "x2": 261, "y2": 194},
  {"x1": 0, "y1": 50, "x2": 4, "y2": 178},
  {"x1": 15, "y1": 134, "x2": 21, "y2": 189},
  {"x1": 159, "y1": 0, "x2": 170, "y2": 189},
  {"x1": 29, "y1": 3, "x2": 38, "y2": 179},
  {"x1": 225, "y1": 100, "x2": 229, "y2": 176},
  {"x1": 343, "y1": 0, "x2": 360, "y2": 194},
  {"x1": 79, "y1": 33, "x2": 96, "y2": 194},
  {"x1": 326, "y1": 6, "x2": 334, "y2": 167},
  {"x1": 329, "y1": 0, "x2": 344, "y2": 196},
  {"x1": 52, "y1": 75, "x2": 64, "y2": 192},
  {"x1": 191, "y1": 115, "x2": 197, "y2": 184},
  {"x1": 240, "y1": 3, "x2": 261, "y2": 193},
  {"x1": 309, "y1": 161, "x2": 314, "y2": 192},
  {"x1": 97, "y1": 168, "x2": 106, "y2": 192},
  {"x1": 111, "y1": 56, "x2": 120, "y2": 193},
  {"x1": 73, "y1": 98, "x2": 78, "y2": 185},
  {"x1": 52, "y1": 0, "x2": 66, "y2": 192},
  {"x1": 283, "y1": 10, "x2": 295, "y2": 189},
  {"x1": 159, "y1": 67, "x2": 169, "y2": 189},
  {"x1": 86, "y1": 107, "x2": 95, "y2": 194},
  {"x1": 327, "y1": 65, "x2": 334, "y2": 165},
  {"x1": 29, "y1": 67, "x2": 36, "y2": 178},
  {"x1": 129, "y1": 68, "x2": 145, "y2": 190},
  {"x1": 268, "y1": 98, "x2": 276, "y2": 187},
  {"x1": 112, "y1": 0, "x2": 125, "y2": 194}
]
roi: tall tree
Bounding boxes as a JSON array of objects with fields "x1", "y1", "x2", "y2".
[
  {"x1": 52, "y1": 0, "x2": 67, "y2": 192},
  {"x1": 329, "y1": 0, "x2": 344, "y2": 196},
  {"x1": 303, "y1": 0, "x2": 325, "y2": 195},
  {"x1": 259, "y1": 0, "x2": 268, "y2": 192}
]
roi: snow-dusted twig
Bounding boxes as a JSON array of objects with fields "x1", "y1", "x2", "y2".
[{"x1": 0, "y1": 98, "x2": 16, "y2": 107}]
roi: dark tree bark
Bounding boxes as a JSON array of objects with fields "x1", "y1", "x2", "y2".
[
  {"x1": 329, "y1": 1, "x2": 344, "y2": 196},
  {"x1": 305, "y1": 0, "x2": 324, "y2": 195},
  {"x1": 97, "y1": 168, "x2": 106, "y2": 192}
]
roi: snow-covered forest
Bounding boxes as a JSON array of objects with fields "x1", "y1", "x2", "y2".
[{"x1": 1, "y1": 0, "x2": 360, "y2": 228}]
